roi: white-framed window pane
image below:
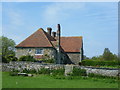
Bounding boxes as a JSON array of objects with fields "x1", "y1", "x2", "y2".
[{"x1": 35, "y1": 49, "x2": 43, "y2": 54}]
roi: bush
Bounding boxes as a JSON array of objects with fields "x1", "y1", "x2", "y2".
[
  {"x1": 22, "y1": 69, "x2": 37, "y2": 74},
  {"x1": 72, "y1": 67, "x2": 87, "y2": 76},
  {"x1": 2, "y1": 56, "x2": 8, "y2": 63},
  {"x1": 81, "y1": 59, "x2": 120, "y2": 66},
  {"x1": 6, "y1": 54, "x2": 18, "y2": 61},
  {"x1": 46, "y1": 58, "x2": 55, "y2": 63},
  {"x1": 51, "y1": 68, "x2": 65, "y2": 76},
  {"x1": 19, "y1": 55, "x2": 35, "y2": 62},
  {"x1": 38, "y1": 68, "x2": 50, "y2": 75},
  {"x1": 88, "y1": 73, "x2": 117, "y2": 79},
  {"x1": 10, "y1": 69, "x2": 19, "y2": 76},
  {"x1": 42, "y1": 58, "x2": 55, "y2": 63},
  {"x1": 53, "y1": 75, "x2": 66, "y2": 79},
  {"x1": 2, "y1": 55, "x2": 18, "y2": 63}
]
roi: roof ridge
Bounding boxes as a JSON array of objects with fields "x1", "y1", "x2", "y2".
[
  {"x1": 41, "y1": 30, "x2": 54, "y2": 47},
  {"x1": 16, "y1": 28, "x2": 53, "y2": 47},
  {"x1": 16, "y1": 28, "x2": 43, "y2": 47}
]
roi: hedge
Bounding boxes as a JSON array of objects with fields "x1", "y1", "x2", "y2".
[{"x1": 81, "y1": 59, "x2": 120, "y2": 66}]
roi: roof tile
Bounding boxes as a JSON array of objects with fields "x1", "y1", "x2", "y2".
[
  {"x1": 16, "y1": 29, "x2": 83, "y2": 53},
  {"x1": 60, "y1": 37, "x2": 82, "y2": 52},
  {"x1": 16, "y1": 28, "x2": 55, "y2": 48}
]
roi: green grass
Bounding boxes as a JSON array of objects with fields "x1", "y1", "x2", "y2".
[
  {"x1": 2, "y1": 72, "x2": 118, "y2": 88},
  {"x1": 0, "y1": 72, "x2": 2, "y2": 89}
]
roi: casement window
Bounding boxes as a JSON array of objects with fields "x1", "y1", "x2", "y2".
[{"x1": 35, "y1": 49, "x2": 43, "y2": 55}]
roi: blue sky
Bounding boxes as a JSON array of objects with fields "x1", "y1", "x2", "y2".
[{"x1": 2, "y1": 2, "x2": 118, "y2": 57}]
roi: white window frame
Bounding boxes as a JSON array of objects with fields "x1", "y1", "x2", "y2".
[{"x1": 35, "y1": 49, "x2": 43, "y2": 55}]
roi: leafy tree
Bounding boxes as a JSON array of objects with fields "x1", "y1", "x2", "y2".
[
  {"x1": 102, "y1": 48, "x2": 117, "y2": 61},
  {"x1": 1, "y1": 36, "x2": 16, "y2": 56},
  {"x1": 0, "y1": 36, "x2": 16, "y2": 62},
  {"x1": 83, "y1": 55, "x2": 90, "y2": 60},
  {"x1": 91, "y1": 55, "x2": 103, "y2": 60}
]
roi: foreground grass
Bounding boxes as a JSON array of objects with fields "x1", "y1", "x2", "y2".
[
  {"x1": 0, "y1": 72, "x2": 2, "y2": 89},
  {"x1": 2, "y1": 72, "x2": 118, "y2": 88}
]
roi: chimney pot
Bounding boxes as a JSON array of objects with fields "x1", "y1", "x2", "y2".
[
  {"x1": 52, "y1": 32, "x2": 56, "y2": 38},
  {"x1": 47, "y1": 27, "x2": 52, "y2": 36}
]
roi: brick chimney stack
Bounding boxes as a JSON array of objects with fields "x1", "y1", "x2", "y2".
[
  {"x1": 52, "y1": 32, "x2": 56, "y2": 38},
  {"x1": 47, "y1": 27, "x2": 52, "y2": 36}
]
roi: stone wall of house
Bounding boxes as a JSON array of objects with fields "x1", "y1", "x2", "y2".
[
  {"x1": 1, "y1": 62, "x2": 119, "y2": 77},
  {"x1": 16, "y1": 48, "x2": 57, "y2": 60},
  {"x1": 44, "y1": 48, "x2": 57, "y2": 59},
  {"x1": 67, "y1": 53, "x2": 81, "y2": 64}
]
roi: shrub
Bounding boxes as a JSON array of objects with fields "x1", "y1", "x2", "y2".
[
  {"x1": 42, "y1": 58, "x2": 55, "y2": 63},
  {"x1": 46, "y1": 58, "x2": 55, "y2": 63},
  {"x1": 19, "y1": 55, "x2": 35, "y2": 62},
  {"x1": 38, "y1": 68, "x2": 50, "y2": 75},
  {"x1": 22, "y1": 68, "x2": 29, "y2": 73},
  {"x1": 6, "y1": 54, "x2": 18, "y2": 61},
  {"x1": 2, "y1": 56, "x2": 8, "y2": 63},
  {"x1": 54, "y1": 75, "x2": 66, "y2": 79},
  {"x1": 81, "y1": 59, "x2": 120, "y2": 66},
  {"x1": 2, "y1": 55, "x2": 18, "y2": 63},
  {"x1": 10, "y1": 69, "x2": 19, "y2": 76},
  {"x1": 22, "y1": 69, "x2": 37, "y2": 74},
  {"x1": 72, "y1": 67, "x2": 87, "y2": 76},
  {"x1": 88, "y1": 73, "x2": 117, "y2": 79},
  {"x1": 51, "y1": 68, "x2": 65, "y2": 76},
  {"x1": 65, "y1": 75, "x2": 74, "y2": 80}
]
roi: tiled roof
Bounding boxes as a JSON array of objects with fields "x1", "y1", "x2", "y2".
[
  {"x1": 60, "y1": 37, "x2": 82, "y2": 52},
  {"x1": 16, "y1": 29, "x2": 83, "y2": 53},
  {"x1": 15, "y1": 28, "x2": 55, "y2": 48}
]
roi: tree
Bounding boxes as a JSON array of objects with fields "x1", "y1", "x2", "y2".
[
  {"x1": 102, "y1": 48, "x2": 117, "y2": 61},
  {"x1": 0, "y1": 36, "x2": 16, "y2": 62},
  {"x1": 91, "y1": 55, "x2": 103, "y2": 60},
  {"x1": 83, "y1": 55, "x2": 90, "y2": 60}
]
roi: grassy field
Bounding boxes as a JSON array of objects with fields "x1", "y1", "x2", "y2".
[
  {"x1": 2, "y1": 72, "x2": 118, "y2": 88},
  {"x1": 0, "y1": 72, "x2": 2, "y2": 89}
]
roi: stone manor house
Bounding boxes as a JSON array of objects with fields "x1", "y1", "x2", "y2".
[{"x1": 15, "y1": 24, "x2": 83, "y2": 64}]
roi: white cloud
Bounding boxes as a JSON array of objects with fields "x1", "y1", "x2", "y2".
[
  {"x1": 42, "y1": 2, "x2": 85, "y2": 25},
  {"x1": 2, "y1": 5, "x2": 25, "y2": 43}
]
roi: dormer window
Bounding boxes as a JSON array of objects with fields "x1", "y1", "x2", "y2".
[{"x1": 35, "y1": 49, "x2": 43, "y2": 55}]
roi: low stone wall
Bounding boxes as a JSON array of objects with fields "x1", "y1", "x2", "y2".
[
  {"x1": 1, "y1": 61, "x2": 119, "y2": 77},
  {"x1": 80, "y1": 66, "x2": 119, "y2": 77},
  {"x1": 2, "y1": 61, "x2": 64, "y2": 72}
]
